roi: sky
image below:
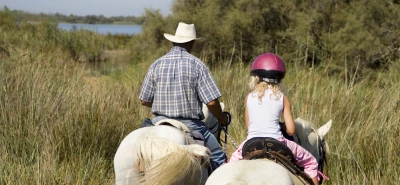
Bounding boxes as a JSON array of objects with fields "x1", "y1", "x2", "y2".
[{"x1": 1, "y1": 0, "x2": 173, "y2": 17}]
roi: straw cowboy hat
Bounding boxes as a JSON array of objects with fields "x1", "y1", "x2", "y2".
[{"x1": 164, "y1": 22, "x2": 206, "y2": 43}]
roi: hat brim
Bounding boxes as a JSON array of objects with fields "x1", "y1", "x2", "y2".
[{"x1": 164, "y1": 33, "x2": 206, "y2": 43}]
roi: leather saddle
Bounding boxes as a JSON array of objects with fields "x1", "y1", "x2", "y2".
[{"x1": 242, "y1": 137, "x2": 314, "y2": 185}]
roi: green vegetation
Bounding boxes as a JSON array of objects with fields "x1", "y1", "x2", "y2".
[
  {"x1": 1, "y1": 1, "x2": 399, "y2": 184},
  {"x1": 3, "y1": 6, "x2": 144, "y2": 25}
]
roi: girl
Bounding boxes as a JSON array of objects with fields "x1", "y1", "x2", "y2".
[{"x1": 229, "y1": 53, "x2": 319, "y2": 185}]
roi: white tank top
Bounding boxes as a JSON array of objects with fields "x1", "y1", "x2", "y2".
[{"x1": 247, "y1": 89, "x2": 284, "y2": 139}]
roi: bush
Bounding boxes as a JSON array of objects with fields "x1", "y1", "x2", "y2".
[{"x1": 131, "y1": 0, "x2": 400, "y2": 78}]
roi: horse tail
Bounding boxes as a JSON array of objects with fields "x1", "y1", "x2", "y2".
[{"x1": 135, "y1": 136, "x2": 210, "y2": 185}]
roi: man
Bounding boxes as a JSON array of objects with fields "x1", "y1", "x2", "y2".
[{"x1": 139, "y1": 22, "x2": 228, "y2": 169}]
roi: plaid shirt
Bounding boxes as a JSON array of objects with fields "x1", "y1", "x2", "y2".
[{"x1": 139, "y1": 46, "x2": 221, "y2": 120}]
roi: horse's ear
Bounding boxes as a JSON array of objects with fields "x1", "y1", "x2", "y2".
[{"x1": 317, "y1": 120, "x2": 332, "y2": 137}]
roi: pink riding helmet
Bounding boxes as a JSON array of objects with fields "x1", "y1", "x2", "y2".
[{"x1": 250, "y1": 53, "x2": 286, "y2": 83}]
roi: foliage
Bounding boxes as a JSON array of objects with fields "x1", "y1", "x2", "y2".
[
  {"x1": 127, "y1": 9, "x2": 171, "y2": 63},
  {"x1": 0, "y1": 9, "x2": 119, "y2": 63},
  {"x1": 0, "y1": 6, "x2": 18, "y2": 31},
  {"x1": 132, "y1": 0, "x2": 400, "y2": 79}
]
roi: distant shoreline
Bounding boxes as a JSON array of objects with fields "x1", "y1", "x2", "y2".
[
  {"x1": 28, "y1": 21, "x2": 139, "y2": 25},
  {"x1": 8, "y1": 8, "x2": 144, "y2": 25},
  {"x1": 57, "y1": 21, "x2": 140, "y2": 26}
]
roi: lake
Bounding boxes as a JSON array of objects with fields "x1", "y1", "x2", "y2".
[{"x1": 58, "y1": 23, "x2": 142, "y2": 35}]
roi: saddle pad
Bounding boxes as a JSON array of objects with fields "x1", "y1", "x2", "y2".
[{"x1": 242, "y1": 137, "x2": 296, "y2": 164}]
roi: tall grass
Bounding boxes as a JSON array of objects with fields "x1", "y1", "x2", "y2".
[
  {"x1": 0, "y1": 47, "x2": 142, "y2": 184},
  {"x1": 2, "y1": 49, "x2": 398, "y2": 184}
]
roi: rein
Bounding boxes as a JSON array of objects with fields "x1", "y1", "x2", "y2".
[
  {"x1": 221, "y1": 112, "x2": 239, "y2": 150},
  {"x1": 221, "y1": 125, "x2": 239, "y2": 149}
]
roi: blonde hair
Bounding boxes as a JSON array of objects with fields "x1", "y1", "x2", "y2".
[{"x1": 249, "y1": 76, "x2": 283, "y2": 103}]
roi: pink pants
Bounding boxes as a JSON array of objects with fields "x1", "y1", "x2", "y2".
[{"x1": 229, "y1": 137, "x2": 318, "y2": 178}]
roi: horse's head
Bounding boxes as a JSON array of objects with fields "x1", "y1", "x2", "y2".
[
  {"x1": 202, "y1": 103, "x2": 225, "y2": 143},
  {"x1": 293, "y1": 117, "x2": 332, "y2": 164},
  {"x1": 202, "y1": 102, "x2": 225, "y2": 127}
]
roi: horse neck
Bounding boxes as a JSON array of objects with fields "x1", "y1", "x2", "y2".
[{"x1": 294, "y1": 124, "x2": 321, "y2": 161}]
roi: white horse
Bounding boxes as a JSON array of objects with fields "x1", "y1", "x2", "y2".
[
  {"x1": 205, "y1": 118, "x2": 332, "y2": 185},
  {"x1": 114, "y1": 104, "x2": 224, "y2": 185}
]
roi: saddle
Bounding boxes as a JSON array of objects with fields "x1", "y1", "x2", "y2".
[
  {"x1": 141, "y1": 118, "x2": 205, "y2": 146},
  {"x1": 242, "y1": 137, "x2": 314, "y2": 185}
]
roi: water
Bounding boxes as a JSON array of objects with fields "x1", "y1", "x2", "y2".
[{"x1": 58, "y1": 23, "x2": 142, "y2": 35}]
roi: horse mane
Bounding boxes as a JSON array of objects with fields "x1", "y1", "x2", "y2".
[
  {"x1": 135, "y1": 135, "x2": 209, "y2": 185},
  {"x1": 294, "y1": 117, "x2": 322, "y2": 159},
  {"x1": 295, "y1": 117, "x2": 317, "y2": 130},
  {"x1": 294, "y1": 117, "x2": 331, "y2": 167}
]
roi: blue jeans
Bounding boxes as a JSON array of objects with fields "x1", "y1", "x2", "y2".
[{"x1": 152, "y1": 116, "x2": 227, "y2": 169}]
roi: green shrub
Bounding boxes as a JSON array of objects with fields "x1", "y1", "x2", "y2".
[{"x1": 130, "y1": 0, "x2": 400, "y2": 77}]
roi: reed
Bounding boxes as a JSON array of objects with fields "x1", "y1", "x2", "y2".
[{"x1": 3, "y1": 52, "x2": 399, "y2": 184}]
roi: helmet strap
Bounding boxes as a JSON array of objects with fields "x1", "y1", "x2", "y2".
[{"x1": 260, "y1": 77, "x2": 280, "y2": 84}]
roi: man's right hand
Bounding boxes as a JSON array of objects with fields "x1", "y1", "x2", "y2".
[
  {"x1": 221, "y1": 112, "x2": 231, "y2": 126},
  {"x1": 218, "y1": 112, "x2": 229, "y2": 126}
]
